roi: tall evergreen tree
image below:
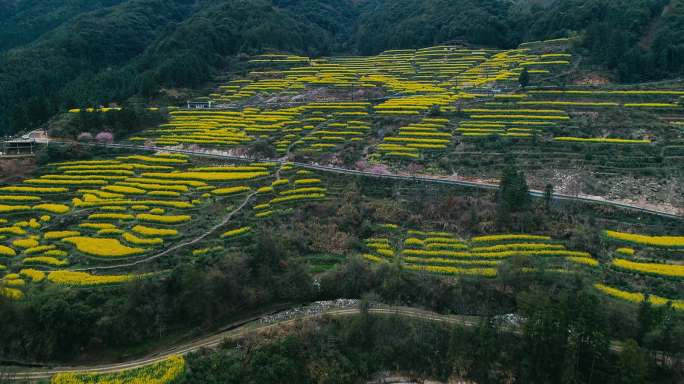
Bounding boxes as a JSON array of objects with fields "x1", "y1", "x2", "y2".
[
  {"x1": 497, "y1": 164, "x2": 531, "y2": 213},
  {"x1": 495, "y1": 164, "x2": 531, "y2": 230},
  {"x1": 544, "y1": 184, "x2": 554, "y2": 212},
  {"x1": 519, "y1": 67, "x2": 530, "y2": 88},
  {"x1": 636, "y1": 299, "x2": 655, "y2": 344}
]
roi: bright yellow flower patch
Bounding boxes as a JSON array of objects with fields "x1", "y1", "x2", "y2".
[
  {"x1": 136, "y1": 214, "x2": 191, "y2": 224},
  {"x1": 269, "y1": 193, "x2": 325, "y2": 205},
  {"x1": 0, "y1": 227, "x2": 26, "y2": 236},
  {"x1": 123, "y1": 232, "x2": 163, "y2": 246},
  {"x1": 472, "y1": 234, "x2": 551, "y2": 242},
  {"x1": 24, "y1": 245, "x2": 57, "y2": 255},
  {"x1": 595, "y1": 284, "x2": 683, "y2": 310},
  {"x1": 0, "y1": 195, "x2": 41, "y2": 202},
  {"x1": 88, "y1": 213, "x2": 135, "y2": 221},
  {"x1": 3, "y1": 278, "x2": 25, "y2": 287},
  {"x1": 47, "y1": 271, "x2": 140, "y2": 286},
  {"x1": 41, "y1": 249, "x2": 68, "y2": 258},
  {"x1": 612, "y1": 258, "x2": 684, "y2": 278},
  {"x1": 1, "y1": 287, "x2": 23, "y2": 300},
  {"x1": 0, "y1": 245, "x2": 16, "y2": 256},
  {"x1": 605, "y1": 230, "x2": 684, "y2": 248},
  {"x1": 102, "y1": 185, "x2": 146, "y2": 194},
  {"x1": 293, "y1": 178, "x2": 322, "y2": 185},
  {"x1": 616, "y1": 247, "x2": 635, "y2": 256},
  {"x1": 118, "y1": 155, "x2": 188, "y2": 164},
  {"x1": 23, "y1": 256, "x2": 68, "y2": 266},
  {"x1": 211, "y1": 186, "x2": 251, "y2": 195},
  {"x1": 567, "y1": 256, "x2": 599, "y2": 267},
  {"x1": 472, "y1": 243, "x2": 564, "y2": 252},
  {"x1": 0, "y1": 204, "x2": 31, "y2": 213},
  {"x1": 404, "y1": 264, "x2": 497, "y2": 277},
  {"x1": 0, "y1": 186, "x2": 68, "y2": 193},
  {"x1": 221, "y1": 226, "x2": 251, "y2": 238},
  {"x1": 78, "y1": 223, "x2": 117, "y2": 230},
  {"x1": 132, "y1": 225, "x2": 178, "y2": 237},
  {"x1": 13, "y1": 238, "x2": 40, "y2": 249},
  {"x1": 62, "y1": 236, "x2": 147, "y2": 257},
  {"x1": 141, "y1": 171, "x2": 269, "y2": 182},
  {"x1": 554, "y1": 137, "x2": 650, "y2": 144},
  {"x1": 44, "y1": 231, "x2": 81, "y2": 240},
  {"x1": 20, "y1": 269, "x2": 46, "y2": 282}
]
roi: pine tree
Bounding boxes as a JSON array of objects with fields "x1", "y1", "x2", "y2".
[
  {"x1": 496, "y1": 164, "x2": 531, "y2": 230},
  {"x1": 636, "y1": 299, "x2": 654, "y2": 344},
  {"x1": 497, "y1": 164, "x2": 531, "y2": 212},
  {"x1": 519, "y1": 67, "x2": 530, "y2": 88},
  {"x1": 544, "y1": 184, "x2": 554, "y2": 211}
]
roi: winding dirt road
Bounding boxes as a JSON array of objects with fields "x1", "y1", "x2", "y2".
[
  {"x1": 7, "y1": 306, "x2": 477, "y2": 382},
  {"x1": 6, "y1": 302, "x2": 654, "y2": 382}
]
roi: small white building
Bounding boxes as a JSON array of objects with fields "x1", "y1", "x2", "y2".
[{"x1": 186, "y1": 100, "x2": 214, "y2": 109}]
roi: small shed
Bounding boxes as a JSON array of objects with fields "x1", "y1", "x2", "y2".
[{"x1": 186, "y1": 100, "x2": 214, "y2": 109}]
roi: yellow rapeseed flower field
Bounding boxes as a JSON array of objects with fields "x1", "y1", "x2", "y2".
[
  {"x1": 62, "y1": 236, "x2": 147, "y2": 257},
  {"x1": 604, "y1": 230, "x2": 684, "y2": 248},
  {"x1": 612, "y1": 258, "x2": 684, "y2": 278},
  {"x1": 595, "y1": 284, "x2": 683, "y2": 310},
  {"x1": 47, "y1": 271, "x2": 138, "y2": 286}
]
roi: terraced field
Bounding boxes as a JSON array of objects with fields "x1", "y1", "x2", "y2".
[
  {"x1": 108, "y1": 39, "x2": 684, "y2": 211},
  {"x1": 5, "y1": 0, "x2": 684, "y2": 381},
  {"x1": 127, "y1": 41, "x2": 576, "y2": 159},
  {"x1": 0, "y1": 153, "x2": 330, "y2": 298},
  {"x1": 361, "y1": 224, "x2": 684, "y2": 310},
  {"x1": 5, "y1": 147, "x2": 679, "y2": 306},
  {"x1": 7, "y1": 38, "x2": 682, "y2": 304},
  {"x1": 2, "y1": 38, "x2": 683, "y2": 384}
]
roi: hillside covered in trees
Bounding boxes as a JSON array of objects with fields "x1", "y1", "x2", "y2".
[{"x1": 2, "y1": 0, "x2": 684, "y2": 135}]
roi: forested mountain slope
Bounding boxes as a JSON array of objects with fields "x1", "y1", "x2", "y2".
[
  {"x1": 351, "y1": 0, "x2": 520, "y2": 53},
  {"x1": 0, "y1": 0, "x2": 128, "y2": 51}
]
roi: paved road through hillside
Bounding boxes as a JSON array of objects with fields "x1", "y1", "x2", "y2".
[{"x1": 51, "y1": 140, "x2": 682, "y2": 220}]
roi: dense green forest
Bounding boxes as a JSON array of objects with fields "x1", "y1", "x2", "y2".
[
  {"x1": 0, "y1": 0, "x2": 127, "y2": 51},
  {"x1": 2, "y1": 0, "x2": 684, "y2": 135},
  {"x1": 180, "y1": 302, "x2": 682, "y2": 384}
]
